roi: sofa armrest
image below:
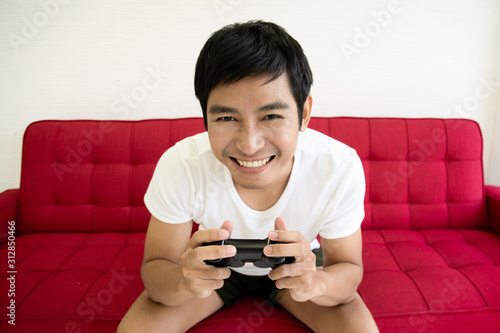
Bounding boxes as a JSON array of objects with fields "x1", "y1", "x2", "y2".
[
  {"x1": 486, "y1": 185, "x2": 500, "y2": 236},
  {"x1": 0, "y1": 189, "x2": 19, "y2": 244}
]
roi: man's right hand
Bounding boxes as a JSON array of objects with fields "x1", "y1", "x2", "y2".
[{"x1": 180, "y1": 220, "x2": 236, "y2": 298}]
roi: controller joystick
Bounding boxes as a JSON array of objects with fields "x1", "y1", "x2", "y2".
[{"x1": 202, "y1": 238, "x2": 295, "y2": 269}]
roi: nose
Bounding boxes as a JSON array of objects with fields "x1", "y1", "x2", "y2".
[{"x1": 235, "y1": 124, "x2": 265, "y2": 156}]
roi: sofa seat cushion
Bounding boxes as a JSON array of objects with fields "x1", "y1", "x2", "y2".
[
  {"x1": 0, "y1": 232, "x2": 146, "y2": 332},
  {"x1": 0, "y1": 232, "x2": 310, "y2": 332},
  {"x1": 2, "y1": 229, "x2": 499, "y2": 332},
  {"x1": 360, "y1": 229, "x2": 500, "y2": 332},
  {"x1": 190, "y1": 297, "x2": 311, "y2": 332}
]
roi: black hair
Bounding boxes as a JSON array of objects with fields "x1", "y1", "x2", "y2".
[{"x1": 194, "y1": 20, "x2": 313, "y2": 129}]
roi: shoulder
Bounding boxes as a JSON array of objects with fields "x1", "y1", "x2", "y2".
[
  {"x1": 157, "y1": 132, "x2": 214, "y2": 166},
  {"x1": 171, "y1": 132, "x2": 211, "y2": 156},
  {"x1": 298, "y1": 128, "x2": 359, "y2": 163}
]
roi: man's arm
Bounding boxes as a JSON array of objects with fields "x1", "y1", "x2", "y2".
[
  {"x1": 141, "y1": 215, "x2": 235, "y2": 306},
  {"x1": 267, "y1": 217, "x2": 363, "y2": 306},
  {"x1": 309, "y1": 228, "x2": 363, "y2": 306}
]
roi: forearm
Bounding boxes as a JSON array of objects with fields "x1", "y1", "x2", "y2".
[
  {"x1": 308, "y1": 262, "x2": 363, "y2": 307},
  {"x1": 141, "y1": 259, "x2": 192, "y2": 306}
]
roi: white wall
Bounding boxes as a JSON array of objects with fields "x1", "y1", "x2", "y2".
[{"x1": 1, "y1": 0, "x2": 499, "y2": 191}]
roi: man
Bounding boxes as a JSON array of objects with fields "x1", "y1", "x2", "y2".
[{"x1": 119, "y1": 20, "x2": 378, "y2": 332}]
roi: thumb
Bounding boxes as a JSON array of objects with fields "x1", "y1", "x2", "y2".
[
  {"x1": 274, "y1": 217, "x2": 288, "y2": 231},
  {"x1": 219, "y1": 220, "x2": 233, "y2": 239}
]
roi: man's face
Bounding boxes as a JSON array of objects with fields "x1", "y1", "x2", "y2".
[{"x1": 206, "y1": 74, "x2": 311, "y2": 193}]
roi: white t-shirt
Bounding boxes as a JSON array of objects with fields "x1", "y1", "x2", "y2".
[{"x1": 144, "y1": 128, "x2": 365, "y2": 276}]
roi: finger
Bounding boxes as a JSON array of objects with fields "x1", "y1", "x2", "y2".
[
  {"x1": 188, "y1": 227, "x2": 230, "y2": 248},
  {"x1": 220, "y1": 220, "x2": 233, "y2": 237},
  {"x1": 269, "y1": 230, "x2": 304, "y2": 243},
  {"x1": 197, "y1": 266, "x2": 232, "y2": 280},
  {"x1": 189, "y1": 279, "x2": 225, "y2": 299},
  {"x1": 274, "y1": 276, "x2": 311, "y2": 296},
  {"x1": 268, "y1": 261, "x2": 314, "y2": 281},
  {"x1": 275, "y1": 216, "x2": 288, "y2": 230},
  {"x1": 273, "y1": 276, "x2": 304, "y2": 291},
  {"x1": 264, "y1": 241, "x2": 305, "y2": 259},
  {"x1": 269, "y1": 217, "x2": 295, "y2": 241},
  {"x1": 188, "y1": 243, "x2": 236, "y2": 263}
]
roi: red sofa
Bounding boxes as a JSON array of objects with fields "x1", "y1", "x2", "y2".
[{"x1": 1, "y1": 117, "x2": 499, "y2": 332}]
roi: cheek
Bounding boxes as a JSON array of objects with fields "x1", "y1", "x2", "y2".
[
  {"x1": 208, "y1": 131, "x2": 223, "y2": 154},
  {"x1": 208, "y1": 128, "x2": 234, "y2": 158},
  {"x1": 273, "y1": 133, "x2": 298, "y2": 157}
]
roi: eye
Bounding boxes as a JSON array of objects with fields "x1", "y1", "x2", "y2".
[
  {"x1": 263, "y1": 114, "x2": 282, "y2": 120},
  {"x1": 217, "y1": 116, "x2": 235, "y2": 122}
]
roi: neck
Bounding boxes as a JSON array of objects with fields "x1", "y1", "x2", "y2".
[
  {"x1": 235, "y1": 176, "x2": 290, "y2": 211},
  {"x1": 234, "y1": 156, "x2": 294, "y2": 211}
]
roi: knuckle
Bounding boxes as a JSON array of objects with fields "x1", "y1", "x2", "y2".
[
  {"x1": 294, "y1": 232, "x2": 304, "y2": 243},
  {"x1": 194, "y1": 289, "x2": 211, "y2": 299},
  {"x1": 208, "y1": 267, "x2": 226, "y2": 280},
  {"x1": 193, "y1": 247, "x2": 208, "y2": 262},
  {"x1": 274, "y1": 244, "x2": 284, "y2": 255},
  {"x1": 219, "y1": 246, "x2": 230, "y2": 258},
  {"x1": 212, "y1": 279, "x2": 224, "y2": 290}
]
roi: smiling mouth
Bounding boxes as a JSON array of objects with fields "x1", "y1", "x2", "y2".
[{"x1": 231, "y1": 156, "x2": 274, "y2": 168}]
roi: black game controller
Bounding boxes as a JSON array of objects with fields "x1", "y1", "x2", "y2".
[{"x1": 202, "y1": 238, "x2": 295, "y2": 269}]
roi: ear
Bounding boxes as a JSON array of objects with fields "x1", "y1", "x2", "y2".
[{"x1": 299, "y1": 95, "x2": 313, "y2": 132}]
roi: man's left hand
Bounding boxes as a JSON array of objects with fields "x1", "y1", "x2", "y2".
[{"x1": 265, "y1": 217, "x2": 322, "y2": 302}]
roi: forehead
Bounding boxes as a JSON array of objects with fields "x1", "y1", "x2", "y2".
[{"x1": 206, "y1": 74, "x2": 295, "y2": 109}]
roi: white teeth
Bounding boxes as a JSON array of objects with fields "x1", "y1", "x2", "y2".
[{"x1": 236, "y1": 157, "x2": 271, "y2": 168}]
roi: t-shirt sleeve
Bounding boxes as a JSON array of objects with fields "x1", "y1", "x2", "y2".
[
  {"x1": 319, "y1": 151, "x2": 366, "y2": 239},
  {"x1": 144, "y1": 145, "x2": 195, "y2": 224}
]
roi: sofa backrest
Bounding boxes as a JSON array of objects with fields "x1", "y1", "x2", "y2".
[
  {"x1": 18, "y1": 117, "x2": 488, "y2": 234},
  {"x1": 309, "y1": 117, "x2": 488, "y2": 230},
  {"x1": 19, "y1": 119, "x2": 206, "y2": 233}
]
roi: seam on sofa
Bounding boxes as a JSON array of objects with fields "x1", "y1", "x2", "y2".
[
  {"x1": 55, "y1": 235, "x2": 91, "y2": 271},
  {"x1": 404, "y1": 119, "x2": 413, "y2": 230},
  {"x1": 378, "y1": 230, "x2": 405, "y2": 272},
  {"x1": 455, "y1": 228, "x2": 499, "y2": 272},
  {"x1": 404, "y1": 268, "x2": 432, "y2": 311},
  {"x1": 128, "y1": 124, "x2": 135, "y2": 231},
  {"x1": 443, "y1": 119, "x2": 452, "y2": 229},
  {"x1": 106, "y1": 240, "x2": 132, "y2": 272},
  {"x1": 378, "y1": 230, "x2": 432, "y2": 310},
  {"x1": 459, "y1": 267, "x2": 494, "y2": 307},
  {"x1": 8, "y1": 267, "x2": 112, "y2": 275},
  {"x1": 15, "y1": 269, "x2": 54, "y2": 310},
  {"x1": 372, "y1": 306, "x2": 500, "y2": 319},
  {"x1": 14, "y1": 233, "x2": 52, "y2": 267},
  {"x1": 89, "y1": 132, "x2": 97, "y2": 233},
  {"x1": 53, "y1": 123, "x2": 63, "y2": 232},
  {"x1": 192, "y1": 317, "x2": 310, "y2": 329},
  {"x1": 436, "y1": 231, "x2": 491, "y2": 307},
  {"x1": 69, "y1": 238, "x2": 138, "y2": 317},
  {"x1": 71, "y1": 270, "x2": 108, "y2": 317},
  {"x1": 367, "y1": 119, "x2": 373, "y2": 229}
]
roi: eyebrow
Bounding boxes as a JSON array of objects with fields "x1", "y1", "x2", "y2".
[
  {"x1": 208, "y1": 101, "x2": 290, "y2": 114},
  {"x1": 208, "y1": 105, "x2": 238, "y2": 114},
  {"x1": 257, "y1": 101, "x2": 290, "y2": 112}
]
